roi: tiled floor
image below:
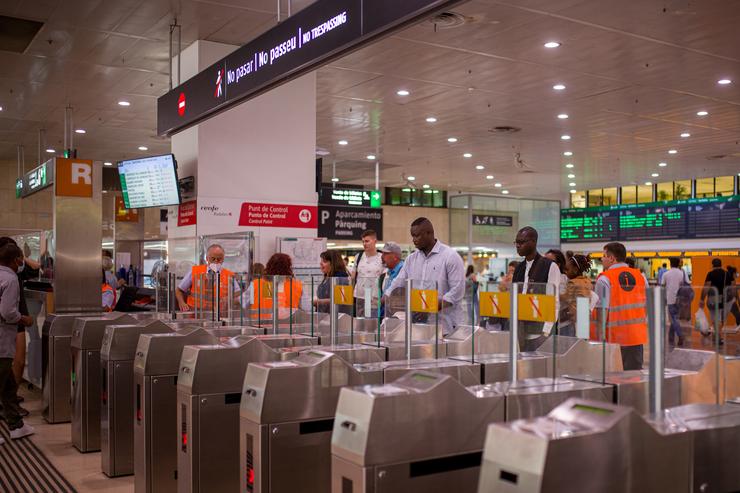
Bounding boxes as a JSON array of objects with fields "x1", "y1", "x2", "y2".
[{"x1": 19, "y1": 386, "x2": 133, "y2": 493}]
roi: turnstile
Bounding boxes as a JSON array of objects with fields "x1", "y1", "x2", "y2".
[
  {"x1": 444, "y1": 326, "x2": 510, "y2": 357},
  {"x1": 477, "y1": 398, "x2": 691, "y2": 493},
  {"x1": 100, "y1": 320, "x2": 176, "y2": 477},
  {"x1": 176, "y1": 334, "x2": 317, "y2": 493},
  {"x1": 42, "y1": 311, "x2": 104, "y2": 423},
  {"x1": 354, "y1": 358, "x2": 482, "y2": 386},
  {"x1": 71, "y1": 314, "x2": 138, "y2": 451}
]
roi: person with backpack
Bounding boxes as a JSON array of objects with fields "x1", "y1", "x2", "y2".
[
  {"x1": 699, "y1": 258, "x2": 727, "y2": 344},
  {"x1": 661, "y1": 257, "x2": 690, "y2": 347}
]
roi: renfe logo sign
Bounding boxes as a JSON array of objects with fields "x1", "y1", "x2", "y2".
[{"x1": 238, "y1": 202, "x2": 317, "y2": 228}]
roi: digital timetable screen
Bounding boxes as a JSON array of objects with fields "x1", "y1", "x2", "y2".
[
  {"x1": 118, "y1": 154, "x2": 181, "y2": 209},
  {"x1": 561, "y1": 195, "x2": 740, "y2": 242}
]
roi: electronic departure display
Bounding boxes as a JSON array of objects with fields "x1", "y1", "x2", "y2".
[
  {"x1": 561, "y1": 195, "x2": 740, "y2": 242},
  {"x1": 118, "y1": 154, "x2": 181, "y2": 209}
]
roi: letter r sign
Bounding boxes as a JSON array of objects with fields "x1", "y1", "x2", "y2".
[{"x1": 56, "y1": 158, "x2": 94, "y2": 197}]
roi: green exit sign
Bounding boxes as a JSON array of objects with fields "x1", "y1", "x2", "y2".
[
  {"x1": 15, "y1": 178, "x2": 23, "y2": 198},
  {"x1": 370, "y1": 189, "x2": 381, "y2": 208}
]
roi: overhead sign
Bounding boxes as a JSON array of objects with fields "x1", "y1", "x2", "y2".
[
  {"x1": 17, "y1": 159, "x2": 55, "y2": 198},
  {"x1": 238, "y1": 202, "x2": 318, "y2": 229},
  {"x1": 319, "y1": 187, "x2": 381, "y2": 208},
  {"x1": 472, "y1": 214, "x2": 514, "y2": 227},
  {"x1": 157, "y1": 0, "x2": 460, "y2": 135},
  {"x1": 55, "y1": 158, "x2": 93, "y2": 197},
  {"x1": 318, "y1": 205, "x2": 383, "y2": 240}
]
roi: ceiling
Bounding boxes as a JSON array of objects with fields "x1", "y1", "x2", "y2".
[{"x1": 1, "y1": 0, "x2": 739, "y2": 202}]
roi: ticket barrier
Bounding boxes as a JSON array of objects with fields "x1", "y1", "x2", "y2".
[
  {"x1": 100, "y1": 320, "x2": 179, "y2": 477},
  {"x1": 71, "y1": 314, "x2": 139, "y2": 451},
  {"x1": 444, "y1": 326, "x2": 510, "y2": 357},
  {"x1": 330, "y1": 374, "x2": 612, "y2": 493},
  {"x1": 242, "y1": 353, "x2": 482, "y2": 493},
  {"x1": 477, "y1": 398, "x2": 690, "y2": 493},
  {"x1": 176, "y1": 334, "x2": 317, "y2": 493},
  {"x1": 42, "y1": 311, "x2": 105, "y2": 423}
]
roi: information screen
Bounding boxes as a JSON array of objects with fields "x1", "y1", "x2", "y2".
[
  {"x1": 561, "y1": 195, "x2": 740, "y2": 242},
  {"x1": 118, "y1": 154, "x2": 181, "y2": 209}
]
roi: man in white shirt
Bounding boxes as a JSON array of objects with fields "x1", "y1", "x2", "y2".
[
  {"x1": 352, "y1": 230, "x2": 385, "y2": 317},
  {"x1": 386, "y1": 218, "x2": 466, "y2": 334},
  {"x1": 661, "y1": 257, "x2": 689, "y2": 347}
]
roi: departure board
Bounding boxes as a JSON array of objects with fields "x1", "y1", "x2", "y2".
[
  {"x1": 118, "y1": 154, "x2": 181, "y2": 209},
  {"x1": 561, "y1": 195, "x2": 740, "y2": 242}
]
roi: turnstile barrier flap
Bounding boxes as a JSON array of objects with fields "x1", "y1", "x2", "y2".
[
  {"x1": 241, "y1": 350, "x2": 365, "y2": 423},
  {"x1": 71, "y1": 314, "x2": 138, "y2": 349},
  {"x1": 332, "y1": 370, "x2": 504, "y2": 467},
  {"x1": 445, "y1": 325, "x2": 511, "y2": 356},
  {"x1": 101, "y1": 320, "x2": 175, "y2": 361},
  {"x1": 44, "y1": 311, "x2": 104, "y2": 337},
  {"x1": 134, "y1": 328, "x2": 217, "y2": 376}
]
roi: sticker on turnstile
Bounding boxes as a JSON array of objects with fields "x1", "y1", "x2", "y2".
[
  {"x1": 517, "y1": 294, "x2": 556, "y2": 322},
  {"x1": 260, "y1": 281, "x2": 273, "y2": 299},
  {"x1": 333, "y1": 285, "x2": 354, "y2": 306},
  {"x1": 479, "y1": 292, "x2": 510, "y2": 318},
  {"x1": 369, "y1": 385, "x2": 406, "y2": 396},
  {"x1": 411, "y1": 289, "x2": 438, "y2": 313},
  {"x1": 265, "y1": 361, "x2": 299, "y2": 368}
]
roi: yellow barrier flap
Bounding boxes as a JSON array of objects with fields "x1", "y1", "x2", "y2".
[
  {"x1": 411, "y1": 289, "x2": 438, "y2": 313},
  {"x1": 333, "y1": 285, "x2": 354, "y2": 306},
  {"x1": 517, "y1": 293, "x2": 557, "y2": 322},
  {"x1": 479, "y1": 291, "x2": 510, "y2": 318}
]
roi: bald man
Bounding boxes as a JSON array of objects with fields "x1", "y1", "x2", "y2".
[
  {"x1": 386, "y1": 217, "x2": 465, "y2": 334},
  {"x1": 176, "y1": 244, "x2": 239, "y2": 312}
]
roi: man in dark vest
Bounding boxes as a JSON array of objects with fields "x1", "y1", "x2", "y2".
[{"x1": 512, "y1": 226, "x2": 562, "y2": 351}]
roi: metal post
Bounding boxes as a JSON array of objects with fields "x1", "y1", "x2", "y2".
[
  {"x1": 375, "y1": 160, "x2": 379, "y2": 190},
  {"x1": 405, "y1": 280, "x2": 412, "y2": 361},
  {"x1": 170, "y1": 272, "x2": 177, "y2": 317},
  {"x1": 330, "y1": 277, "x2": 337, "y2": 346},
  {"x1": 168, "y1": 22, "x2": 173, "y2": 90},
  {"x1": 276, "y1": 0, "x2": 281, "y2": 22},
  {"x1": 287, "y1": 0, "x2": 292, "y2": 17},
  {"x1": 272, "y1": 276, "x2": 279, "y2": 335},
  {"x1": 648, "y1": 287, "x2": 664, "y2": 415},
  {"x1": 509, "y1": 283, "x2": 519, "y2": 384},
  {"x1": 467, "y1": 195, "x2": 473, "y2": 267}
]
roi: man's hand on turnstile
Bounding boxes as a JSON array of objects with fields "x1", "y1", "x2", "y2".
[
  {"x1": 20, "y1": 315, "x2": 33, "y2": 326},
  {"x1": 178, "y1": 300, "x2": 191, "y2": 311}
]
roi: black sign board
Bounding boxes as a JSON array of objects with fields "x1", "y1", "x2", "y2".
[
  {"x1": 472, "y1": 214, "x2": 513, "y2": 227},
  {"x1": 157, "y1": 0, "x2": 460, "y2": 135},
  {"x1": 17, "y1": 159, "x2": 55, "y2": 198},
  {"x1": 319, "y1": 205, "x2": 383, "y2": 240}
]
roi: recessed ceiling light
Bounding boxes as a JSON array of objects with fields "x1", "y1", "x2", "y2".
[
  {"x1": 568, "y1": 182, "x2": 576, "y2": 186},
  {"x1": 651, "y1": 173, "x2": 659, "y2": 177},
  {"x1": 463, "y1": 153, "x2": 472, "y2": 158},
  {"x1": 645, "y1": 181, "x2": 653, "y2": 186},
  {"x1": 0, "y1": 106, "x2": 3, "y2": 111},
  {"x1": 561, "y1": 135, "x2": 571, "y2": 140},
  {"x1": 104, "y1": 162, "x2": 113, "y2": 166},
  {"x1": 75, "y1": 129, "x2": 86, "y2": 134},
  {"x1": 366, "y1": 154, "x2": 376, "y2": 160},
  {"x1": 565, "y1": 163, "x2": 574, "y2": 169},
  {"x1": 717, "y1": 79, "x2": 732, "y2": 85},
  {"x1": 408, "y1": 176, "x2": 416, "y2": 181},
  {"x1": 659, "y1": 162, "x2": 668, "y2": 167},
  {"x1": 45, "y1": 148, "x2": 55, "y2": 153},
  {"x1": 425, "y1": 116, "x2": 437, "y2": 123},
  {"x1": 570, "y1": 189, "x2": 577, "y2": 194},
  {"x1": 475, "y1": 164, "x2": 485, "y2": 170},
  {"x1": 396, "y1": 89, "x2": 410, "y2": 96},
  {"x1": 567, "y1": 173, "x2": 575, "y2": 179},
  {"x1": 402, "y1": 188, "x2": 412, "y2": 192},
  {"x1": 697, "y1": 110, "x2": 709, "y2": 116},
  {"x1": 680, "y1": 132, "x2": 690, "y2": 138},
  {"x1": 138, "y1": 146, "x2": 148, "y2": 151},
  {"x1": 447, "y1": 137, "x2": 458, "y2": 143},
  {"x1": 118, "y1": 101, "x2": 131, "y2": 106},
  {"x1": 544, "y1": 41, "x2": 561, "y2": 48},
  {"x1": 563, "y1": 151, "x2": 573, "y2": 156},
  {"x1": 553, "y1": 84, "x2": 566, "y2": 91},
  {"x1": 422, "y1": 184, "x2": 430, "y2": 189},
  {"x1": 331, "y1": 177, "x2": 339, "y2": 182},
  {"x1": 338, "y1": 140, "x2": 348, "y2": 146},
  {"x1": 557, "y1": 113, "x2": 569, "y2": 119},
  {"x1": 502, "y1": 190, "x2": 510, "y2": 195},
  {"x1": 486, "y1": 175, "x2": 494, "y2": 180},
  {"x1": 494, "y1": 183, "x2": 502, "y2": 188},
  {"x1": 668, "y1": 149, "x2": 678, "y2": 154}
]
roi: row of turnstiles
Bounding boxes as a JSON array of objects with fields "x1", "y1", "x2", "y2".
[{"x1": 40, "y1": 308, "x2": 740, "y2": 492}]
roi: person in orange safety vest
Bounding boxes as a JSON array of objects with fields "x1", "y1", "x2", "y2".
[
  {"x1": 249, "y1": 253, "x2": 302, "y2": 319},
  {"x1": 591, "y1": 242, "x2": 648, "y2": 371},
  {"x1": 175, "y1": 244, "x2": 239, "y2": 312}
]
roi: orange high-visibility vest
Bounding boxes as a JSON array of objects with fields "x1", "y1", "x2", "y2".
[
  {"x1": 102, "y1": 283, "x2": 116, "y2": 311},
  {"x1": 250, "y1": 278, "x2": 303, "y2": 314},
  {"x1": 590, "y1": 266, "x2": 648, "y2": 346},
  {"x1": 186, "y1": 264, "x2": 235, "y2": 307}
]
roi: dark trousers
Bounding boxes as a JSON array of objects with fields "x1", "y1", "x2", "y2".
[
  {"x1": 667, "y1": 304, "x2": 682, "y2": 342},
  {"x1": 620, "y1": 345, "x2": 644, "y2": 371},
  {"x1": 0, "y1": 358, "x2": 23, "y2": 430}
]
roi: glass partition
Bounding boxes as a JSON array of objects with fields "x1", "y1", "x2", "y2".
[{"x1": 408, "y1": 279, "x2": 441, "y2": 359}]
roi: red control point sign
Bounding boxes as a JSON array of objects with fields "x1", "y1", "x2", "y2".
[{"x1": 177, "y1": 93, "x2": 186, "y2": 116}]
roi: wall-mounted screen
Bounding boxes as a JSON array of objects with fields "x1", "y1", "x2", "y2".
[{"x1": 118, "y1": 154, "x2": 181, "y2": 209}]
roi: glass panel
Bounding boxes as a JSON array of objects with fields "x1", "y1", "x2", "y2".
[
  {"x1": 409, "y1": 279, "x2": 441, "y2": 359},
  {"x1": 602, "y1": 187, "x2": 618, "y2": 206},
  {"x1": 570, "y1": 190, "x2": 586, "y2": 208},
  {"x1": 636, "y1": 184, "x2": 653, "y2": 203},
  {"x1": 588, "y1": 189, "x2": 603, "y2": 207},
  {"x1": 696, "y1": 177, "x2": 714, "y2": 198},
  {"x1": 715, "y1": 176, "x2": 735, "y2": 197},
  {"x1": 621, "y1": 185, "x2": 637, "y2": 204},
  {"x1": 674, "y1": 180, "x2": 691, "y2": 200},
  {"x1": 656, "y1": 182, "x2": 674, "y2": 201}
]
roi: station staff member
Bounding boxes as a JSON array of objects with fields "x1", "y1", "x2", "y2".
[
  {"x1": 176, "y1": 244, "x2": 238, "y2": 311},
  {"x1": 386, "y1": 218, "x2": 465, "y2": 334},
  {"x1": 592, "y1": 242, "x2": 648, "y2": 370}
]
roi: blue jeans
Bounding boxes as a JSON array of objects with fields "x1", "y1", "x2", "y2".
[{"x1": 667, "y1": 304, "x2": 682, "y2": 341}]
